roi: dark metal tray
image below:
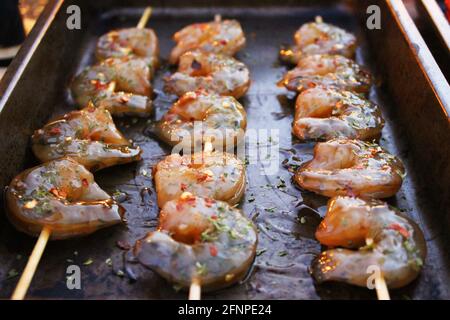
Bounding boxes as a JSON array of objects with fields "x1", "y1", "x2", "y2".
[{"x1": 0, "y1": 0, "x2": 449, "y2": 299}]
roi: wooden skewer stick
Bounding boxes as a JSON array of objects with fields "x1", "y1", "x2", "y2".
[
  {"x1": 137, "y1": 7, "x2": 152, "y2": 29},
  {"x1": 186, "y1": 139, "x2": 215, "y2": 300},
  {"x1": 189, "y1": 278, "x2": 201, "y2": 300},
  {"x1": 366, "y1": 238, "x2": 390, "y2": 300},
  {"x1": 375, "y1": 273, "x2": 390, "y2": 300},
  {"x1": 11, "y1": 7, "x2": 153, "y2": 301},
  {"x1": 11, "y1": 226, "x2": 51, "y2": 300}
]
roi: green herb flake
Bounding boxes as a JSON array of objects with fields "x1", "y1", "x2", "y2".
[
  {"x1": 7, "y1": 269, "x2": 19, "y2": 279},
  {"x1": 256, "y1": 248, "x2": 267, "y2": 256},
  {"x1": 278, "y1": 251, "x2": 288, "y2": 257},
  {"x1": 195, "y1": 262, "x2": 208, "y2": 276},
  {"x1": 116, "y1": 270, "x2": 125, "y2": 277}
]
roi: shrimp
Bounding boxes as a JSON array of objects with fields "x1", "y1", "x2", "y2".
[
  {"x1": 32, "y1": 105, "x2": 142, "y2": 171},
  {"x1": 280, "y1": 17, "x2": 356, "y2": 64},
  {"x1": 169, "y1": 18, "x2": 245, "y2": 64},
  {"x1": 5, "y1": 158, "x2": 124, "y2": 240},
  {"x1": 155, "y1": 90, "x2": 246, "y2": 150},
  {"x1": 279, "y1": 54, "x2": 372, "y2": 94},
  {"x1": 71, "y1": 57, "x2": 153, "y2": 117},
  {"x1": 154, "y1": 151, "x2": 245, "y2": 208},
  {"x1": 293, "y1": 86, "x2": 384, "y2": 141},
  {"x1": 311, "y1": 196, "x2": 426, "y2": 288},
  {"x1": 294, "y1": 139, "x2": 405, "y2": 199},
  {"x1": 96, "y1": 28, "x2": 159, "y2": 68},
  {"x1": 134, "y1": 194, "x2": 257, "y2": 291},
  {"x1": 164, "y1": 50, "x2": 250, "y2": 99}
]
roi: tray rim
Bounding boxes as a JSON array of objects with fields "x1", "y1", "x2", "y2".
[
  {"x1": 386, "y1": 0, "x2": 450, "y2": 120},
  {"x1": 0, "y1": 0, "x2": 64, "y2": 115}
]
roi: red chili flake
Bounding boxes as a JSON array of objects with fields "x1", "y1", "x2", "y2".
[
  {"x1": 49, "y1": 188, "x2": 59, "y2": 197},
  {"x1": 219, "y1": 39, "x2": 227, "y2": 45},
  {"x1": 204, "y1": 198, "x2": 215, "y2": 208},
  {"x1": 210, "y1": 215, "x2": 218, "y2": 220},
  {"x1": 176, "y1": 202, "x2": 184, "y2": 211},
  {"x1": 185, "y1": 196, "x2": 196, "y2": 206},
  {"x1": 209, "y1": 245, "x2": 218, "y2": 257},
  {"x1": 307, "y1": 82, "x2": 316, "y2": 88},
  {"x1": 180, "y1": 183, "x2": 187, "y2": 191},
  {"x1": 49, "y1": 127, "x2": 61, "y2": 135},
  {"x1": 92, "y1": 80, "x2": 108, "y2": 90},
  {"x1": 49, "y1": 188, "x2": 67, "y2": 199},
  {"x1": 197, "y1": 173, "x2": 210, "y2": 183},
  {"x1": 82, "y1": 178, "x2": 89, "y2": 187},
  {"x1": 388, "y1": 223, "x2": 410, "y2": 238}
]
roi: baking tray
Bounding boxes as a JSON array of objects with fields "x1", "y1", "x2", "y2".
[{"x1": 0, "y1": 0, "x2": 449, "y2": 299}]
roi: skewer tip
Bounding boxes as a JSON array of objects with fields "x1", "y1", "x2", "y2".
[
  {"x1": 137, "y1": 7, "x2": 153, "y2": 29},
  {"x1": 189, "y1": 279, "x2": 201, "y2": 300}
]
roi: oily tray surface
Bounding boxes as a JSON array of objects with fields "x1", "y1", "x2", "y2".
[{"x1": 0, "y1": 4, "x2": 449, "y2": 299}]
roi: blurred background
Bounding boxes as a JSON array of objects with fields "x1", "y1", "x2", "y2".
[
  {"x1": 0, "y1": 0, "x2": 47, "y2": 78},
  {"x1": 0, "y1": 0, "x2": 449, "y2": 80}
]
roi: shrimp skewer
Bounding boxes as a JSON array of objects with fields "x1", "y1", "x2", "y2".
[
  {"x1": 312, "y1": 196, "x2": 426, "y2": 291},
  {"x1": 280, "y1": 17, "x2": 356, "y2": 64},
  {"x1": 169, "y1": 15, "x2": 246, "y2": 64},
  {"x1": 295, "y1": 139, "x2": 405, "y2": 199},
  {"x1": 279, "y1": 54, "x2": 372, "y2": 94},
  {"x1": 96, "y1": 8, "x2": 159, "y2": 68},
  {"x1": 155, "y1": 90, "x2": 247, "y2": 150},
  {"x1": 32, "y1": 104, "x2": 141, "y2": 171},
  {"x1": 134, "y1": 194, "x2": 257, "y2": 295},
  {"x1": 293, "y1": 86, "x2": 384, "y2": 141},
  {"x1": 9, "y1": 158, "x2": 125, "y2": 299},
  {"x1": 6, "y1": 158, "x2": 124, "y2": 239},
  {"x1": 71, "y1": 57, "x2": 153, "y2": 117},
  {"x1": 71, "y1": 8, "x2": 157, "y2": 117},
  {"x1": 165, "y1": 50, "x2": 251, "y2": 99},
  {"x1": 11, "y1": 8, "x2": 152, "y2": 300},
  {"x1": 154, "y1": 150, "x2": 246, "y2": 208}
]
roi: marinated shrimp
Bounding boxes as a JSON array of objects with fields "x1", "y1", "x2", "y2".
[
  {"x1": 96, "y1": 28, "x2": 159, "y2": 68},
  {"x1": 165, "y1": 50, "x2": 250, "y2": 98},
  {"x1": 134, "y1": 194, "x2": 257, "y2": 291},
  {"x1": 312, "y1": 196, "x2": 426, "y2": 288},
  {"x1": 279, "y1": 54, "x2": 372, "y2": 94},
  {"x1": 169, "y1": 17, "x2": 245, "y2": 64},
  {"x1": 280, "y1": 17, "x2": 356, "y2": 64},
  {"x1": 5, "y1": 158, "x2": 124, "y2": 240},
  {"x1": 295, "y1": 139, "x2": 405, "y2": 199},
  {"x1": 155, "y1": 90, "x2": 246, "y2": 150},
  {"x1": 71, "y1": 57, "x2": 153, "y2": 116},
  {"x1": 154, "y1": 151, "x2": 245, "y2": 208},
  {"x1": 293, "y1": 86, "x2": 384, "y2": 141},
  {"x1": 32, "y1": 105, "x2": 141, "y2": 171}
]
